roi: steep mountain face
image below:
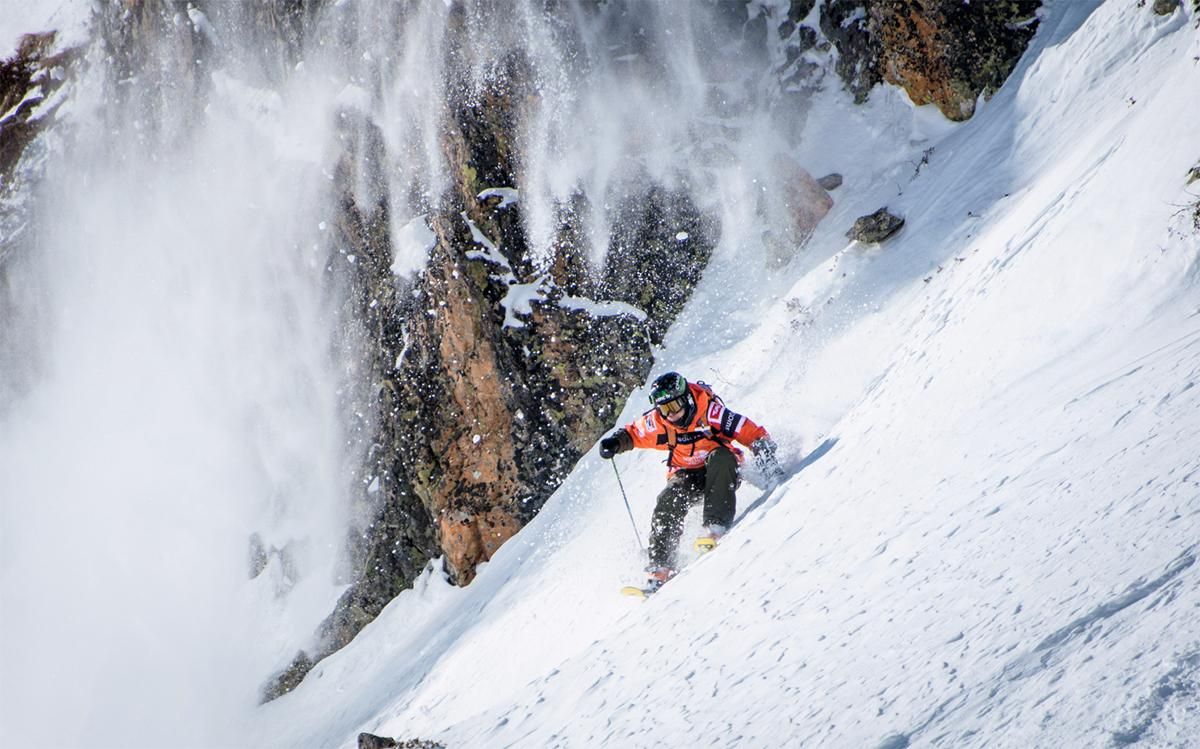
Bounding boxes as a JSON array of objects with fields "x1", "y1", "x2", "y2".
[{"x1": 0, "y1": 0, "x2": 1045, "y2": 721}]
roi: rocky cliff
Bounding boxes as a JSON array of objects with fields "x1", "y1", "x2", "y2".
[{"x1": 262, "y1": 3, "x2": 720, "y2": 698}]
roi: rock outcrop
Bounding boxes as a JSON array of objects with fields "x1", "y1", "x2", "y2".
[
  {"x1": 777, "y1": 0, "x2": 1042, "y2": 121},
  {"x1": 847, "y1": 207, "x2": 905, "y2": 244},
  {"x1": 357, "y1": 734, "x2": 445, "y2": 749},
  {"x1": 1153, "y1": 0, "x2": 1181, "y2": 15},
  {"x1": 871, "y1": 0, "x2": 1042, "y2": 121}
]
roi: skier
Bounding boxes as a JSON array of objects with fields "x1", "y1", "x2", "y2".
[{"x1": 599, "y1": 371, "x2": 783, "y2": 592}]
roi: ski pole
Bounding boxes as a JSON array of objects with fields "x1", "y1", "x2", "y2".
[{"x1": 611, "y1": 459, "x2": 645, "y2": 552}]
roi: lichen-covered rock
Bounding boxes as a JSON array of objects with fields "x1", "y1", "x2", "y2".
[
  {"x1": 811, "y1": 0, "x2": 1041, "y2": 121},
  {"x1": 870, "y1": 0, "x2": 1041, "y2": 121},
  {"x1": 261, "y1": 651, "x2": 314, "y2": 702},
  {"x1": 847, "y1": 207, "x2": 905, "y2": 243}
]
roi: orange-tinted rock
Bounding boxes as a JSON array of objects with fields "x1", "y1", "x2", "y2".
[
  {"x1": 870, "y1": 0, "x2": 1041, "y2": 122},
  {"x1": 438, "y1": 507, "x2": 523, "y2": 584},
  {"x1": 817, "y1": 1, "x2": 1041, "y2": 122}
]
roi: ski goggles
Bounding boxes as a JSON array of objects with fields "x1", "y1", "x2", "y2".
[{"x1": 656, "y1": 395, "x2": 687, "y2": 419}]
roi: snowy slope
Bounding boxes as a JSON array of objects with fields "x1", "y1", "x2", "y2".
[{"x1": 251, "y1": 2, "x2": 1200, "y2": 748}]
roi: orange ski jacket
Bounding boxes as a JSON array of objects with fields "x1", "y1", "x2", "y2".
[{"x1": 621, "y1": 382, "x2": 770, "y2": 475}]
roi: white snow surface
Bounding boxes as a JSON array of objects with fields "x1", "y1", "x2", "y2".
[
  {"x1": 248, "y1": 3, "x2": 1200, "y2": 748},
  {"x1": 2, "y1": 2, "x2": 1199, "y2": 748},
  {"x1": 558, "y1": 295, "x2": 648, "y2": 322},
  {"x1": 390, "y1": 215, "x2": 437, "y2": 279}
]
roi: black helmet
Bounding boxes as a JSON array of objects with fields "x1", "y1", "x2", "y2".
[{"x1": 649, "y1": 371, "x2": 695, "y2": 425}]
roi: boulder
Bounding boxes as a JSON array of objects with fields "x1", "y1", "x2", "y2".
[
  {"x1": 817, "y1": 173, "x2": 844, "y2": 191},
  {"x1": 847, "y1": 208, "x2": 905, "y2": 243},
  {"x1": 781, "y1": 161, "x2": 835, "y2": 248},
  {"x1": 357, "y1": 734, "x2": 446, "y2": 749},
  {"x1": 1152, "y1": 0, "x2": 1180, "y2": 14}
]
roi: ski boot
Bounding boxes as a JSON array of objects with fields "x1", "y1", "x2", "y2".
[
  {"x1": 621, "y1": 565, "x2": 675, "y2": 599},
  {"x1": 693, "y1": 524, "x2": 726, "y2": 554}
]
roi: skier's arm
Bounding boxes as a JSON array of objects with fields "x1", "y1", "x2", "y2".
[
  {"x1": 705, "y1": 400, "x2": 769, "y2": 447},
  {"x1": 732, "y1": 416, "x2": 769, "y2": 448},
  {"x1": 708, "y1": 402, "x2": 783, "y2": 481},
  {"x1": 728, "y1": 413, "x2": 785, "y2": 486},
  {"x1": 598, "y1": 428, "x2": 634, "y2": 459},
  {"x1": 599, "y1": 411, "x2": 668, "y2": 458}
]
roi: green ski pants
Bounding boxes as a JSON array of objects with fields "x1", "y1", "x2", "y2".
[{"x1": 648, "y1": 446, "x2": 739, "y2": 568}]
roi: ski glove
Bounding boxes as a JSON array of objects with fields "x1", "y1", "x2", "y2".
[
  {"x1": 599, "y1": 430, "x2": 632, "y2": 459},
  {"x1": 750, "y1": 437, "x2": 777, "y2": 457},
  {"x1": 751, "y1": 437, "x2": 786, "y2": 486}
]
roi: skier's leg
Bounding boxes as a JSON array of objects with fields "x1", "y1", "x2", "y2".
[
  {"x1": 702, "y1": 446, "x2": 739, "y2": 530},
  {"x1": 648, "y1": 471, "x2": 702, "y2": 569}
]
